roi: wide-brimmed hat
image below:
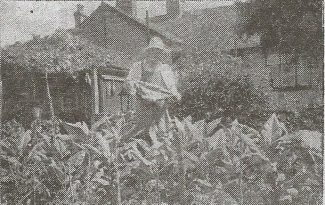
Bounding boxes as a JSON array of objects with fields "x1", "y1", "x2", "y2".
[{"x1": 145, "y1": 37, "x2": 169, "y2": 52}]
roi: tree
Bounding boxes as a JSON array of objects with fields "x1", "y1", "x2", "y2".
[{"x1": 236, "y1": 0, "x2": 323, "y2": 59}]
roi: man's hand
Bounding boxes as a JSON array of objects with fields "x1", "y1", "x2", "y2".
[{"x1": 174, "y1": 91, "x2": 182, "y2": 101}]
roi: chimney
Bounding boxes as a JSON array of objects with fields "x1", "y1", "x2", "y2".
[
  {"x1": 116, "y1": 0, "x2": 137, "y2": 17},
  {"x1": 74, "y1": 4, "x2": 87, "y2": 28},
  {"x1": 166, "y1": 0, "x2": 180, "y2": 17}
]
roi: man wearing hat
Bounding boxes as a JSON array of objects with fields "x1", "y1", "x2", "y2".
[{"x1": 123, "y1": 36, "x2": 181, "y2": 141}]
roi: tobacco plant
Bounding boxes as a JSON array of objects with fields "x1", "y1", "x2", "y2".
[{"x1": 0, "y1": 112, "x2": 323, "y2": 205}]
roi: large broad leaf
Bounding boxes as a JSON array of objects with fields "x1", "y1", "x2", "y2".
[
  {"x1": 91, "y1": 116, "x2": 111, "y2": 131},
  {"x1": 174, "y1": 117, "x2": 186, "y2": 135},
  {"x1": 96, "y1": 133, "x2": 113, "y2": 160},
  {"x1": 286, "y1": 188, "x2": 298, "y2": 197},
  {"x1": 183, "y1": 116, "x2": 203, "y2": 143},
  {"x1": 63, "y1": 122, "x2": 90, "y2": 139},
  {"x1": 130, "y1": 145, "x2": 152, "y2": 166},
  {"x1": 231, "y1": 120, "x2": 263, "y2": 153},
  {"x1": 56, "y1": 134, "x2": 72, "y2": 141},
  {"x1": 18, "y1": 130, "x2": 31, "y2": 151},
  {"x1": 194, "y1": 119, "x2": 207, "y2": 138},
  {"x1": 49, "y1": 159, "x2": 65, "y2": 182},
  {"x1": 53, "y1": 138, "x2": 69, "y2": 157},
  {"x1": 92, "y1": 169, "x2": 110, "y2": 186},
  {"x1": 67, "y1": 150, "x2": 86, "y2": 173},
  {"x1": 81, "y1": 143, "x2": 103, "y2": 157},
  {"x1": 182, "y1": 150, "x2": 199, "y2": 163},
  {"x1": 241, "y1": 152, "x2": 269, "y2": 167},
  {"x1": 279, "y1": 195, "x2": 292, "y2": 203},
  {"x1": 120, "y1": 161, "x2": 141, "y2": 178},
  {"x1": 262, "y1": 113, "x2": 287, "y2": 144},
  {"x1": 26, "y1": 141, "x2": 45, "y2": 161},
  {"x1": 111, "y1": 116, "x2": 126, "y2": 137},
  {"x1": 193, "y1": 178, "x2": 213, "y2": 188},
  {"x1": 148, "y1": 125, "x2": 163, "y2": 149},
  {"x1": 277, "y1": 130, "x2": 323, "y2": 152},
  {"x1": 174, "y1": 117, "x2": 188, "y2": 145},
  {"x1": 134, "y1": 139, "x2": 151, "y2": 153},
  {"x1": 239, "y1": 134, "x2": 261, "y2": 153},
  {"x1": 92, "y1": 178, "x2": 110, "y2": 186},
  {"x1": 204, "y1": 129, "x2": 227, "y2": 150},
  {"x1": 231, "y1": 119, "x2": 260, "y2": 137},
  {"x1": 206, "y1": 118, "x2": 222, "y2": 136},
  {"x1": 34, "y1": 178, "x2": 51, "y2": 197},
  {"x1": 223, "y1": 179, "x2": 242, "y2": 203},
  {"x1": 133, "y1": 138, "x2": 163, "y2": 160},
  {"x1": 145, "y1": 179, "x2": 165, "y2": 192}
]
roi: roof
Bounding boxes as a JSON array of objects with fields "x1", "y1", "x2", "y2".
[
  {"x1": 150, "y1": 5, "x2": 260, "y2": 51},
  {"x1": 2, "y1": 29, "x2": 126, "y2": 73},
  {"x1": 79, "y1": 2, "x2": 182, "y2": 45}
]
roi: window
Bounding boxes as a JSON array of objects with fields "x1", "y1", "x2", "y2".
[
  {"x1": 104, "y1": 81, "x2": 116, "y2": 97},
  {"x1": 267, "y1": 52, "x2": 312, "y2": 90},
  {"x1": 100, "y1": 75, "x2": 128, "y2": 114}
]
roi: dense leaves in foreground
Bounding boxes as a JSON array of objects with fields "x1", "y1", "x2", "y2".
[{"x1": 0, "y1": 113, "x2": 322, "y2": 205}]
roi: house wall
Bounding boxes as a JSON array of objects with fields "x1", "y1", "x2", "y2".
[
  {"x1": 241, "y1": 48, "x2": 323, "y2": 111},
  {"x1": 80, "y1": 4, "x2": 173, "y2": 69}
]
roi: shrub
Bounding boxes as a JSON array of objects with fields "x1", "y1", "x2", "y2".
[{"x1": 172, "y1": 75, "x2": 267, "y2": 123}]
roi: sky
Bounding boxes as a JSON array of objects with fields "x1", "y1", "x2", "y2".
[{"x1": 0, "y1": 1, "x2": 233, "y2": 47}]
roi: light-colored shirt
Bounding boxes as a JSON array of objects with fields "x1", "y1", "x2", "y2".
[{"x1": 126, "y1": 60, "x2": 181, "y2": 101}]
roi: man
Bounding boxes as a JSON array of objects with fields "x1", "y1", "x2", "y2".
[{"x1": 123, "y1": 37, "x2": 181, "y2": 141}]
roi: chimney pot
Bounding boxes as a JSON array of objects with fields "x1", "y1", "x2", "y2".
[
  {"x1": 74, "y1": 4, "x2": 87, "y2": 28},
  {"x1": 166, "y1": 0, "x2": 180, "y2": 17},
  {"x1": 116, "y1": 0, "x2": 137, "y2": 17}
]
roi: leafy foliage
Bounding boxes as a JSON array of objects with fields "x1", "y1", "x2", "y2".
[
  {"x1": 236, "y1": 0, "x2": 323, "y2": 58},
  {"x1": 0, "y1": 112, "x2": 322, "y2": 205}
]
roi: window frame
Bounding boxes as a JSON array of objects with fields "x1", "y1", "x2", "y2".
[
  {"x1": 100, "y1": 75, "x2": 131, "y2": 113},
  {"x1": 266, "y1": 51, "x2": 312, "y2": 91}
]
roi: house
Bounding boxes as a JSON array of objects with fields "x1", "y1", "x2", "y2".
[
  {"x1": 2, "y1": 29, "x2": 130, "y2": 125},
  {"x1": 149, "y1": 2, "x2": 323, "y2": 111}
]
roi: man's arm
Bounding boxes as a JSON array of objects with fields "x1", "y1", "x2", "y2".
[{"x1": 160, "y1": 64, "x2": 181, "y2": 101}]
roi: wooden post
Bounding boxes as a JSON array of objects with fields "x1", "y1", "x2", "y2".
[
  {"x1": 234, "y1": 1, "x2": 239, "y2": 59},
  {"x1": 173, "y1": 129, "x2": 186, "y2": 205},
  {"x1": 0, "y1": 49, "x2": 2, "y2": 130},
  {"x1": 146, "y1": 10, "x2": 150, "y2": 44},
  {"x1": 45, "y1": 72, "x2": 54, "y2": 119},
  {"x1": 91, "y1": 67, "x2": 99, "y2": 126},
  {"x1": 0, "y1": 77, "x2": 2, "y2": 131}
]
